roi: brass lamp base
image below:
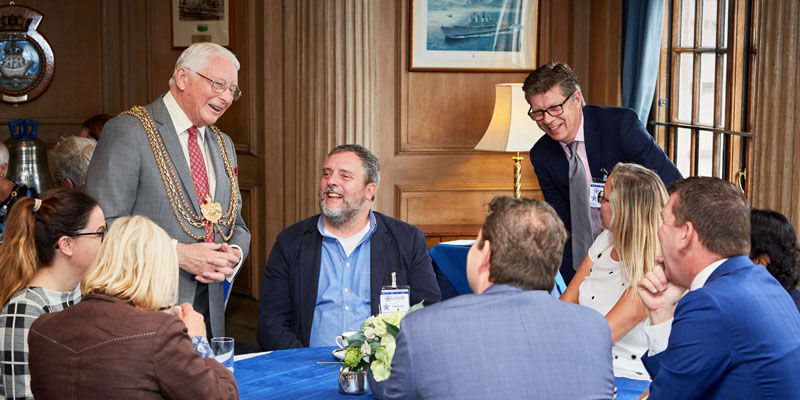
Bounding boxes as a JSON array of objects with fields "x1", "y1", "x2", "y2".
[{"x1": 512, "y1": 152, "x2": 523, "y2": 199}]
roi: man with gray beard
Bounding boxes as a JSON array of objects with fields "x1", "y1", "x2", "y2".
[{"x1": 257, "y1": 144, "x2": 441, "y2": 350}]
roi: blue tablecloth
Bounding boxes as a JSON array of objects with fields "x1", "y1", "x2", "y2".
[
  {"x1": 234, "y1": 347, "x2": 649, "y2": 399},
  {"x1": 430, "y1": 243, "x2": 567, "y2": 299}
]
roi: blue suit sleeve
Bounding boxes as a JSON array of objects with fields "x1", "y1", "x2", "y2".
[
  {"x1": 257, "y1": 236, "x2": 304, "y2": 350},
  {"x1": 642, "y1": 291, "x2": 731, "y2": 399},
  {"x1": 382, "y1": 317, "x2": 416, "y2": 399},
  {"x1": 617, "y1": 110, "x2": 682, "y2": 185},
  {"x1": 530, "y1": 146, "x2": 569, "y2": 228}
]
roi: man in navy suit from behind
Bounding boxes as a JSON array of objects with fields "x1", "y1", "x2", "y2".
[
  {"x1": 523, "y1": 62, "x2": 682, "y2": 284},
  {"x1": 383, "y1": 196, "x2": 614, "y2": 399},
  {"x1": 638, "y1": 177, "x2": 800, "y2": 399}
]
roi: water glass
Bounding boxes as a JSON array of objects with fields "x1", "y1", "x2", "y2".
[{"x1": 211, "y1": 336, "x2": 235, "y2": 373}]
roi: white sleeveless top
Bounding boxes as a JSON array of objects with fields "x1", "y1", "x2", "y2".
[{"x1": 579, "y1": 229, "x2": 649, "y2": 380}]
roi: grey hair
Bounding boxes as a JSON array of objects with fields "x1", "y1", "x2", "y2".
[
  {"x1": 168, "y1": 42, "x2": 240, "y2": 86},
  {"x1": 327, "y1": 144, "x2": 380, "y2": 186},
  {"x1": 0, "y1": 142, "x2": 7, "y2": 176},
  {"x1": 53, "y1": 136, "x2": 97, "y2": 188}
]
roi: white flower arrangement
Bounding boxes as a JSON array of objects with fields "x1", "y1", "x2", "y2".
[{"x1": 340, "y1": 302, "x2": 423, "y2": 381}]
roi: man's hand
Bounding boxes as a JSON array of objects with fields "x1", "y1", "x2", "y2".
[
  {"x1": 173, "y1": 302, "x2": 207, "y2": 338},
  {"x1": 176, "y1": 242, "x2": 239, "y2": 283},
  {"x1": 637, "y1": 257, "x2": 686, "y2": 325}
]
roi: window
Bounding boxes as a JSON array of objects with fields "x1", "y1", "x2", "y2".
[{"x1": 651, "y1": 0, "x2": 756, "y2": 194}]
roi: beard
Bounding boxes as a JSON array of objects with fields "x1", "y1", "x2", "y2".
[{"x1": 318, "y1": 187, "x2": 369, "y2": 227}]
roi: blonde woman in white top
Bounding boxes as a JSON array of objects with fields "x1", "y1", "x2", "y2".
[{"x1": 560, "y1": 162, "x2": 668, "y2": 379}]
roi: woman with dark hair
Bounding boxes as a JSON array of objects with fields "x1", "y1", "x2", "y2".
[
  {"x1": 750, "y1": 208, "x2": 800, "y2": 311},
  {"x1": 79, "y1": 113, "x2": 112, "y2": 140},
  {"x1": 0, "y1": 189, "x2": 104, "y2": 399}
]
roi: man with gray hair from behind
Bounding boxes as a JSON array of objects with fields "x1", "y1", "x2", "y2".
[{"x1": 52, "y1": 136, "x2": 97, "y2": 191}]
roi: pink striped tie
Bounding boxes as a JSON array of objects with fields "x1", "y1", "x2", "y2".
[{"x1": 187, "y1": 126, "x2": 214, "y2": 242}]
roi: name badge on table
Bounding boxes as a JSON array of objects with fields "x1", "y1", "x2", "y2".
[{"x1": 589, "y1": 182, "x2": 605, "y2": 208}]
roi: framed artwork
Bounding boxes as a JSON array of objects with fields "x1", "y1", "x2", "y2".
[
  {"x1": 171, "y1": 0, "x2": 234, "y2": 49},
  {"x1": 410, "y1": 0, "x2": 538, "y2": 72}
]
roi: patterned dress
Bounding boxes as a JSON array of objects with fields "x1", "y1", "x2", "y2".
[{"x1": 0, "y1": 286, "x2": 81, "y2": 399}]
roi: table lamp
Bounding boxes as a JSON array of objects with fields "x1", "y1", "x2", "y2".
[{"x1": 475, "y1": 83, "x2": 544, "y2": 198}]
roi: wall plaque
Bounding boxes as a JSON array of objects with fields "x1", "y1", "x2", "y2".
[{"x1": 0, "y1": 2, "x2": 54, "y2": 104}]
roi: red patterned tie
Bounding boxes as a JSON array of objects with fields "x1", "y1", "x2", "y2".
[{"x1": 187, "y1": 126, "x2": 214, "y2": 242}]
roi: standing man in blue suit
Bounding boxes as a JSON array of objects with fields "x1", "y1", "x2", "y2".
[
  {"x1": 523, "y1": 62, "x2": 681, "y2": 284},
  {"x1": 383, "y1": 197, "x2": 614, "y2": 399},
  {"x1": 257, "y1": 144, "x2": 440, "y2": 350},
  {"x1": 638, "y1": 177, "x2": 800, "y2": 399}
]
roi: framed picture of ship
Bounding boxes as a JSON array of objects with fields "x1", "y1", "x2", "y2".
[
  {"x1": 171, "y1": 0, "x2": 234, "y2": 49},
  {"x1": 410, "y1": 0, "x2": 538, "y2": 71}
]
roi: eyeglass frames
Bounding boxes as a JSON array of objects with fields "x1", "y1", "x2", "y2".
[
  {"x1": 190, "y1": 69, "x2": 242, "y2": 101},
  {"x1": 597, "y1": 190, "x2": 610, "y2": 204},
  {"x1": 70, "y1": 230, "x2": 106, "y2": 242},
  {"x1": 528, "y1": 92, "x2": 574, "y2": 121}
]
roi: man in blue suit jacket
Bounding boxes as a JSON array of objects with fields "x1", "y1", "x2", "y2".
[
  {"x1": 383, "y1": 197, "x2": 614, "y2": 399},
  {"x1": 257, "y1": 145, "x2": 440, "y2": 350},
  {"x1": 638, "y1": 177, "x2": 800, "y2": 399},
  {"x1": 523, "y1": 63, "x2": 681, "y2": 283}
]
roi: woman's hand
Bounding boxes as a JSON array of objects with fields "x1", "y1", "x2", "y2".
[{"x1": 173, "y1": 302, "x2": 207, "y2": 338}]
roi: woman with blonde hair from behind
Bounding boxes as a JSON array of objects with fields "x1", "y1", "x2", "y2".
[
  {"x1": 0, "y1": 188, "x2": 104, "y2": 400},
  {"x1": 561, "y1": 162, "x2": 668, "y2": 380},
  {"x1": 27, "y1": 215, "x2": 238, "y2": 400}
]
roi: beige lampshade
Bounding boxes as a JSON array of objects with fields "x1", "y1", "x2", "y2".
[{"x1": 475, "y1": 83, "x2": 544, "y2": 152}]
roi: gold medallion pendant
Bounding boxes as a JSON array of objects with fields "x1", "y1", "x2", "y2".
[{"x1": 200, "y1": 195, "x2": 223, "y2": 224}]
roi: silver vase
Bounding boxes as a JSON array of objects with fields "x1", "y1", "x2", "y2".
[{"x1": 338, "y1": 369, "x2": 369, "y2": 395}]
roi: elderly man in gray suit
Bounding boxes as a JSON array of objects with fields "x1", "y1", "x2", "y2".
[
  {"x1": 86, "y1": 42, "x2": 250, "y2": 338},
  {"x1": 383, "y1": 196, "x2": 614, "y2": 399}
]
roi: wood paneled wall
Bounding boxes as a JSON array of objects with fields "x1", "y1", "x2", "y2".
[{"x1": 0, "y1": 0, "x2": 623, "y2": 347}]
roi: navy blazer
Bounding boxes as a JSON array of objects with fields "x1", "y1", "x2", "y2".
[
  {"x1": 383, "y1": 284, "x2": 615, "y2": 399},
  {"x1": 530, "y1": 105, "x2": 682, "y2": 282},
  {"x1": 257, "y1": 212, "x2": 441, "y2": 350},
  {"x1": 642, "y1": 256, "x2": 800, "y2": 399}
]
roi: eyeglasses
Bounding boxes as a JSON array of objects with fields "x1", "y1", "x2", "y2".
[
  {"x1": 597, "y1": 190, "x2": 610, "y2": 204},
  {"x1": 528, "y1": 92, "x2": 574, "y2": 121},
  {"x1": 191, "y1": 70, "x2": 242, "y2": 100},
  {"x1": 70, "y1": 230, "x2": 106, "y2": 242}
]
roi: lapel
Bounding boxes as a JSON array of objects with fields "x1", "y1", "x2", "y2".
[
  {"x1": 299, "y1": 219, "x2": 324, "y2": 341},
  {"x1": 705, "y1": 255, "x2": 752, "y2": 285},
  {"x1": 148, "y1": 96, "x2": 203, "y2": 213},
  {"x1": 205, "y1": 130, "x2": 230, "y2": 206},
  {"x1": 369, "y1": 215, "x2": 390, "y2": 315},
  {"x1": 582, "y1": 106, "x2": 603, "y2": 180}
]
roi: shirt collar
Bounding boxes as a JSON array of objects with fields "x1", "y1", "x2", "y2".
[
  {"x1": 690, "y1": 258, "x2": 728, "y2": 290},
  {"x1": 163, "y1": 91, "x2": 205, "y2": 142},
  {"x1": 317, "y1": 210, "x2": 377, "y2": 241},
  {"x1": 559, "y1": 109, "x2": 586, "y2": 153}
]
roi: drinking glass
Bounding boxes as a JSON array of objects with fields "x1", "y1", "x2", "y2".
[{"x1": 211, "y1": 336, "x2": 235, "y2": 373}]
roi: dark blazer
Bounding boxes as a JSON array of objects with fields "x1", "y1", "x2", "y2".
[
  {"x1": 530, "y1": 105, "x2": 682, "y2": 282},
  {"x1": 383, "y1": 284, "x2": 615, "y2": 399},
  {"x1": 257, "y1": 212, "x2": 441, "y2": 350},
  {"x1": 642, "y1": 256, "x2": 800, "y2": 399},
  {"x1": 28, "y1": 294, "x2": 237, "y2": 400}
]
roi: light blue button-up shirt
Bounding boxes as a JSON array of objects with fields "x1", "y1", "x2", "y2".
[{"x1": 308, "y1": 212, "x2": 377, "y2": 347}]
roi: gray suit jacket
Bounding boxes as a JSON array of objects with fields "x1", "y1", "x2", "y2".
[
  {"x1": 86, "y1": 95, "x2": 250, "y2": 337},
  {"x1": 383, "y1": 284, "x2": 614, "y2": 400}
]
